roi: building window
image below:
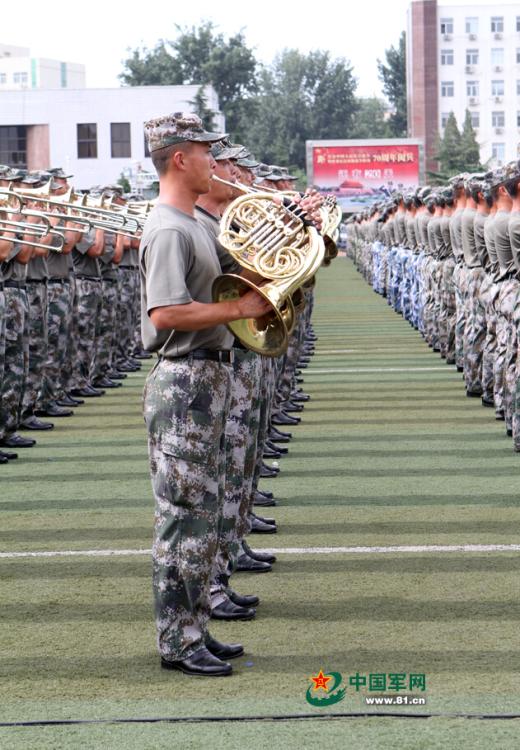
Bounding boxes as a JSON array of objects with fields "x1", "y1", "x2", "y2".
[
  {"x1": 110, "y1": 122, "x2": 131, "y2": 158},
  {"x1": 517, "y1": 80, "x2": 520, "y2": 95},
  {"x1": 441, "y1": 81, "x2": 454, "y2": 97},
  {"x1": 517, "y1": 49, "x2": 520, "y2": 64},
  {"x1": 492, "y1": 112, "x2": 505, "y2": 128},
  {"x1": 13, "y1": 71, "x2": 28, "y2": 85},
  {"x1": 466, "y1": 49, "x2": 479, "y2": 66},
  {"x1": 492, "y1": 143, "x2": 505, "y2": 164},
  {"x1": 465, "y1": 17, "x2": 478, "y2": 35},
  {"x1": 77, "y1": 123, "x2": 97, "y2": 158},
  {"x1": 440, "y1": 18, "x2": 453, "y2": 35},
  {"x1": 471, "y1": 112, "x2": 480, "y2": 129},
  {"x1": 517, "y1": 112, "x2": 520, "y2": 127},
  {"x1": 517, "y1": 16, "x2": 520, "y2": 32},
  {"x1": 491, "y1": 17, "x2": 504, "y2": 33},
  {"x1": 0, "y1": 125, "x2": 27, "y2": 167},
  {"x1": 467, "y1": 81, "x2": 479, "y2": 97},
  {"x1": 441, "y1": 113, "x2": 450, "y2": 128},
  {"x1": 441, "y1": 49, "x2": 454, "y2": 65},
  {"x1": 492, "y1": 80, "x2": 505, "y2": 97},
  {"x1": 0, "y1": 73, "x2": 6, "y2": 84},
  {"x1": 491, "y1": 48, "x2": 504, "y2": 67}
]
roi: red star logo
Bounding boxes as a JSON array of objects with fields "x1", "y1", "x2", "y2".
[{"x1": 311, "y1": 670, "x2": 331, "y2": 692}]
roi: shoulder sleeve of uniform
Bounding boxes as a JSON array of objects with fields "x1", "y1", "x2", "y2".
[{"x1": 142, "y1": 227, "x2": 193, "y2": 311}]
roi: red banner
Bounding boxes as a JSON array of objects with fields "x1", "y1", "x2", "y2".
[{"x1": 311, "y1": 143, "x2": 421, "y2": 212}]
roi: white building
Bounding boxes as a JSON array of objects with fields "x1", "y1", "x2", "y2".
[
  {"x1": 0, "y1": 43, "x2": 85, "y2": 90},
  {"x1": 407, "y1": 1, "x2": 520, "y2": 172},
  {"x1": 0, "y1": 85, "x2": 224, "y2": 189}
]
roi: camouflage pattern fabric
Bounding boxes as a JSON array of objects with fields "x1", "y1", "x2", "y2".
[
  {"x1": 73, "y1": 278, "x2": 102, "y2": 388},
  {"x1": 61, "y1": 279, "x2": 77, "y2": 394},
  {"x1": 143, "y1": 356, "x2": 231, "y2": 661},
  {"x1": 494, "y1": 279, "x2": 517, "y2": 423},
  {"x1": 115, "y1": 268, "x2": 136, "y2": 366},
  {"x1": 439, "y1": 257, "x2": 457, "y2": 363},
  {"x1": 503, "y1": 279, "x2": 520, "y2": 432},
  {"x1": 39, "y1": 280, "x2": 73, "y2": 408},
  {"x1": 463, "y1": 267, "x2": 486, "y2": 394},
  {"x1": 92, "y1": 279, "x2": 118, "y2": 381},
  {"x1": 211, "y1": 350, "x2": 261, "y2": 602},
  {"x1": 0, "y1": 288, "x2": 29, "y2": 435},
  {"x1": 21, "y1": 281, "x2": 48, "y2": 417},
  {"x1": 0, "y1": 291, "x2": 6, "y2": 440},
  {"x1": 453, "y1": 263, "x2": 467, "y2": 370},
  {"x1": 480, "y1": 274, "x2": 499, "y2": 406}
]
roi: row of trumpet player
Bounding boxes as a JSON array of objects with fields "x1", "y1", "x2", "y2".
[{"x1": 0, "y1": 166, "x2": 150, "y2": 254}]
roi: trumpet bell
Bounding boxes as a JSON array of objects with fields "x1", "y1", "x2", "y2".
[{"x1": 212, "y1": 274, "x2": 291, "y2": 357}]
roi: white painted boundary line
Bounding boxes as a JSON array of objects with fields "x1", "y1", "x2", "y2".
[
  {"x1": 306, "y1": 366, "x2": 452, "y2": 375},
  {"x1": 2, "y1": 544, "x2": 520, "y2": 559}
]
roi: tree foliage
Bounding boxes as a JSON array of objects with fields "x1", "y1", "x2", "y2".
[
  {"x1": 433, "y1": 110, "x2": 483, "y2": 180},
  {"x1": 377, "y1": 31, "x2": 407, "y2": 137},
  {"x1": 350, "y1": 98, "x2": 392, "y2": 139}
]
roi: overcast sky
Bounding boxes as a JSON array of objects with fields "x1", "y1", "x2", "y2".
[{"x1": 1, "y1": 0, "x2": 499, "y2": 97}]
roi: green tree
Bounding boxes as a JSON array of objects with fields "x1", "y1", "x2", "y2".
[
  {"x1": 188, "y1": 87, "x2": 216, "y2": 131},
  {"x1": 120, "y1": 22, "x2": 258, "y2": 133},
  {"x1": 377, "y1": 31, "x2": 407, "y2": 137},
  {"x1": 351, "y1": 98, "x2": 392, "y2": 139},
  {"x1": 460, "y1": 109, "x2": 483, "y2": 171},
  {"x1": 436, "y1": 111, "x2": 462, "y2": 175},
  {"x1": 241, "y1": 49, "x2": 358, "y2": 171}
]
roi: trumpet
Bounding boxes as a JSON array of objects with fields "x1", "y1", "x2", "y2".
[{"x1": 0, "y1": 212, "x2": 65, "y2": 252}]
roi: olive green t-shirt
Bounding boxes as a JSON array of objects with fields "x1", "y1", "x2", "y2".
[
  {"x1": 494, "y1": 210, "x2": 514, "y2": 276},
  {"x1": 139, "y1": 203, "x2": 235, "y2": 357},
  {"x1": 461, "y1": 207, "x2": 479, "y2": 267}
]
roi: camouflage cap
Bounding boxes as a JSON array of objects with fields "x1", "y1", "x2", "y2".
[
  {"x1": 279, "y1": 166, "x2": 298, "y2": 181},
  {"x1": 264, "y1": 166, "x2": 286, "y2": 182},
  {"x1": 490, "y1": 165, "x2": 514, "y2": 189},
  {"x1": 0, "y1": 164, "x2": 11, "y2": 175},
  {"x1": 254, "y1": 163, "x2": 274, "y2": 181},
  {"x1": 1, "y1": 168, "x2": 27, "y2": 182},
  {"x1": 100, "y1": 183, "x2": 124, "y2": 195},
  {"x1": 236, "y1": 155, "x2": 260, "y2": 169},
  {"x1": 210, "y1": 141, "x2": 244, "y2": 161},
  {"x1": 47, "y1": 167, "x2": 73, "y2": 179},
  {"x1": 144, "y1": 112, "x2": 226, "y2": 153}
]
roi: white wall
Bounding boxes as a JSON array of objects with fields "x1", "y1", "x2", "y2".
[
  {"x1": 437, "y1": 2, "x2": 520, "y2": 165},
  {"x1": 0, "y1": 85, "x2": 225, "y2": 188}
]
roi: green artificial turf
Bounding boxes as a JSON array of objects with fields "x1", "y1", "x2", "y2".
[{"x1": 1, "y1": 259, "x2": 520, "y2": 748}]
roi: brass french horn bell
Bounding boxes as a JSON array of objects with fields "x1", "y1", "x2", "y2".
[{"x1": 211, "y1": 181, "x2": 325, "y2": 356}]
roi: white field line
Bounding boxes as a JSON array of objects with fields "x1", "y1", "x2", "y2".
[
  {"x1": 306, "y1": 366, "x2": 452, "y2": 375},
  {"x1": 1, "y1": 544, "x2": 520, "y2": 560}
]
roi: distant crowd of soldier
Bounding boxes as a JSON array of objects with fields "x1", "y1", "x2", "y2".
[{"x1": 346, "y1": 162, "x2": 520, "y2": 452}]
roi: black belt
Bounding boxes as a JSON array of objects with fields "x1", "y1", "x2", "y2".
[
  {"x1": 47, "y1": 278, "x2": 69, "y2": 284},
  {"x1": 102, "y1": 278, "x2": 118, "y2": 284},
  {"x1": 26, "y1": 278, "x2": 48, "y2": 284},
  {"x1": 119, "y1": 265, "x2": 135, "y2": 270},
  {"x1": 162, "y1": 348, "x2": 234, "y2": 364},
  {"x1": 4, "y1": 280, "x2": 26, "y2": 289},
  {"x1": 75, "y1": 275, "x2": 101, "y2": 281},
  {"x1": 233, "y1": 338, "x2": 248, "y2": 351},
  {"x1": 0, "y1": 282, "x2": 4, "y2": 291}
]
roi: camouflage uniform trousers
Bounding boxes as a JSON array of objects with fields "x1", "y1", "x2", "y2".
[
  {"x1": 421, "y1": 256, "x2": 437, "y2": 347},
  {"x1": 431, "y1": 259, "x2": 443, "y2": 351},
  {"x1": 252, "y1": 356, "x2": 277, "y2": 496},
  {"x1": 439, "y1": 257, "x2": 456, "y2": 363},
  {"x1": 511, "y1": 286, "x2": 520, "y2": 449},
  {"x1": 144, "y1": 355, "x2": 231, "y2": 661},
  {"x1": 494, "y1": 279, "x2": 517, "y2": 423},
  {"x1": 398, "y1": 248, "x2": 413, "y2": 321},
  {"x1": 39, "y1": 279, "x2": 73, "y2": 408},
  {"x1": 21, "y1": 281, "x2": 48, "y2": 417},
  {"x1": 462, "y1": 267, "x2": 486, "y2": 394},
  {"x1": 503, "y1": 279, "x2": 520, "y2": 432},
  {"x1": 92, "y1": 279, "x2": 118, "y2": 381},
  {"x1": 385, "y1": 247, "x2": 398, "y2": 308},
  {"x1": 453, "y1": 262, "x2": 467, "y2": 370},
  {"x1": 0, "y1": 290, "x2": 6, "y2": 440},
  {"x1": 379, "y1": 245, "x2": 389, "y2": 297},
  {"x1": 412, "y1": 253, "x2": 425, "y2": 332},
  {"x1": 210, "y1": 350, "x2": 262, "y2": 604},
  {"x1": 72, "y1": 278, "x2": 102, "y2": 389},
  {"x1": 0, "y1": 288, "x2": 29, "y2": 436},
  {"x1": 115, "y1": 267, "x2": 137, "y2": 367},
  {"x1": 480, "y1": 274, "x2": 499, "y2": 406},
  {"x1": 372, "y1": 242, "x2": 383, "y2": 293},
  {"x1": 61, "y1": 278, "x2": 77, "y2": 395}
]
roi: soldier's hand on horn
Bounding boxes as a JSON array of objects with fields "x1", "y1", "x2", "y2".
[{"x1": 236, "y1": 289, "x2": 272, "y2": 318}]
